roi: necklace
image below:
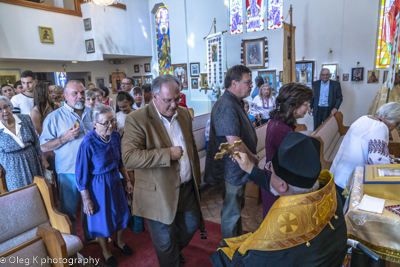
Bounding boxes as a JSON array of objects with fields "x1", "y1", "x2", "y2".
[
  {"x1": 97, "y1": 131, "x2": 111, "y2": 143},
  {"x1": 3, "y1": 119, "x2": 15, "y2": 128}
]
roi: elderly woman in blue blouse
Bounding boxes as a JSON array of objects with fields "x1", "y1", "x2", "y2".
[
  {"x1": 0, "y1": 96, "x2": 49, "y2": 191},
  {"x1": 75, "y1": 104, "x2": 133, "y2": 267}
]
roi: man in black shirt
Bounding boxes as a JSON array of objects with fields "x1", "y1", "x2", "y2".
[{"x1": 205, "y1": 65, "x2": 258, "y2": 240}]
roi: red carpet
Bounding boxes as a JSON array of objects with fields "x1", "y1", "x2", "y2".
[{"x1": 76, "y1": 212, "x2": 223, "y2": 267}]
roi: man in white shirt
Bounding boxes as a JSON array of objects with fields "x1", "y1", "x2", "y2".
[
  {"x1": 122, "y1": 75, "x2": 202, "y2": 267},
  {"x1": 11, "y1": 70, "x2": 36, "y2": 114}
]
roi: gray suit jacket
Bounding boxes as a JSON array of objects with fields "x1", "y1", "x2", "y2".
[{"x1": 121, "y1": 102, "x2": 201, "y2": 224}]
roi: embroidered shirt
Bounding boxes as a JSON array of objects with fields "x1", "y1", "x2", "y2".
[
  {"x1": 40, "y1": 104, "x2": 93, "y2": 174},
  {"x1": 318, "y1": 80, "x2": 330, "y2": 107},
  {"x1": 330, "y1": 115, "x2": 394, "y2": 189},
  {"x1": 249, "y1": 95, "x2": 276, "y2": 120},
  {"x1": 154, "y1": 101, "x2": 192, "y2": 184}
]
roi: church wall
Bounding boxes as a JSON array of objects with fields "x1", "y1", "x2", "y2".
[
  {"x1": 0, "y1": 0, "x2": 152, "y2": 62},
  {"x1": 145, "y1": 0, "x2": 382, "y2": 127}
]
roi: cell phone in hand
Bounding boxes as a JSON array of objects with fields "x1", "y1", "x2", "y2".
[{"x1": 74, "y1": 119, "x2": 80, "y2": 129}]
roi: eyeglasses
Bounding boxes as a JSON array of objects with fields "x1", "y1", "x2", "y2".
[
  {"x1": 156, "y1": 94, "x2": 182, "y2": 104},
  {"x1": 238, "y1": 80, "x2": 253, "y2": 85},
  {"x1": 97, "y1": 118, "x2": 117, "y2": 127},
  {"x1": 121, "y1": 83, "x2": 133, "y2": 86},
  {"x1": 320, "y1": 74, "x2": 331, "y2": 77},
  {"x1": 0, "y1": 105, "x2": 11, "y2": 112}
]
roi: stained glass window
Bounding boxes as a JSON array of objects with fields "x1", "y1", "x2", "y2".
[
  {"x1": 246, "y1": 0, "x2": 264, "y2": 32},
  {"x1": 376, "y1": 0, "x2": 400, "y2": 69},
  {"x1": 267, "y1": 0, "x2": 283, "y2": 30},
  {"x1": 230, "y1": 0, "x2": 243, "y2": 34},
  {"x1": 156, "y1": 6, "x2": 173, "y2": 75}
]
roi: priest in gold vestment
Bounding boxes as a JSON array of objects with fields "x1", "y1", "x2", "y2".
[
  {"x1": 210, "y1": 132, "x2": 347, "y2": 267},
  {"x1": 368, "y1": 73, "x2": 400, "y2": 116}
]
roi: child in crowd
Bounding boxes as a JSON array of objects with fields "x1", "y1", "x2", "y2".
[
  {"x1": 131, "y1": 87, "x2": 145, "y2": 110},
  {"x1": 85, "y1": 90, "x2": 96, "y2": 108},
  {"x1": 243, "y1": 99, "x2": 256, "y2": 127},
  {"x1": 116, "y1": 91, "x2": 135, "y2": 137}
]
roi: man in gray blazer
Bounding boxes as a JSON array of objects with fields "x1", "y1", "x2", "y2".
[{"x1": 309, "y1": 68, "x2": 343, "y2": 130}]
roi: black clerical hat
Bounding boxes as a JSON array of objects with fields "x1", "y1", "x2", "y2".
[{"x1": 271, "y1": 132, "x2": 321, "y2": 189}]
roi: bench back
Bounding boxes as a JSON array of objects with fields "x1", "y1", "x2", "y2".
[
  {"x1": 0, "y1": 185, "x2": 49, "y2": 253},
  {"x1": 255, "y1": 123, "x2": 268, "y2": 160},
  {"x1": 313, "y1": 116, "x2": 340, "y2": 157},
  {"x1": 193, "y1": 113, "x2": 210, "y2": 131}
]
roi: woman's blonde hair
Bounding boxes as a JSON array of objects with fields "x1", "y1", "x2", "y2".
[{"x1": 259, "y1": 84, "x2": 272, "y2": 99}]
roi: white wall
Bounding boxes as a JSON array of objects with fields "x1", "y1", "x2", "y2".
[{"x1": 0, "y1": 0, "x2": 152, "y2": 61}]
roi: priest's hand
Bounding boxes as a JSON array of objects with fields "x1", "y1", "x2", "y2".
[{"x1": 232, "y1": 152, "x2": 253, "y2": 174}]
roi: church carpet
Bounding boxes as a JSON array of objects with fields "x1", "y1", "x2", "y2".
[{"x1": 76, "y1": 212, "x2": 223, "y2": 267}]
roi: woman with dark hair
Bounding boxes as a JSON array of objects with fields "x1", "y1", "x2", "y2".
[
  {"x1": 261, "y1": 82, "x2": 314, "y2": 218},
  {"x1": 30, "y1": 82, "x2": 57, "y2": 136},
  {"x1": 100, "y1": 86, "x2": 114, "y2": 110},
  {"x1": 115, "y1": 91, "x2": 134, "y2": 137}
]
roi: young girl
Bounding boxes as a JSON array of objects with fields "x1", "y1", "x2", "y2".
[
  {"x1": 249, "y1": 84, "x2": 275, "y2": 126},
  {"x1": 130, "y1": 87, "x2": 145, "y2": 110},
  {"x1": 116, "y1": 91, "x2": 135, "y2": 137},
  {"x1": 85, "y1": 90, "x2": 96, "y2": 109},
  {"x1": 243, "y1": 100, "x2": 256, "y2": 127}
]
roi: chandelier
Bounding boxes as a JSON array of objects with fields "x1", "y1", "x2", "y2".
[{"x1": 85, "y1": 0, "x2": 120, "y2": 6}]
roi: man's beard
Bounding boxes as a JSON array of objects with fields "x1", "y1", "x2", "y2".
[{"x1": 74, "y1": 98, "x2": 85, "y2": 109}]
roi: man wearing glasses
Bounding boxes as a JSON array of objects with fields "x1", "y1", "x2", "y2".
[
  {"x1": 309, "y1": 68, "x2": 343, "y2": 130},
  {"x1": 122, "y1": 75, "x2": 202, "y2": 267},
  {"x1": 205, "y1": 65, "x2": 258, "y2": 242}
]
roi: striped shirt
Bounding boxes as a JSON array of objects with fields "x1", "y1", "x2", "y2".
[{"x1": 40, "y1": 104, "x2": 93, "y2": 174}]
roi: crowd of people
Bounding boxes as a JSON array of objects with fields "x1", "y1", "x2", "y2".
[{"x1": 0, "y1": 66, "x2": 399, "y2": 267}]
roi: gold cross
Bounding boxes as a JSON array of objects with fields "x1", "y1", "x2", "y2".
[{"x1": 214, "y1": 140, "x2": 243, "y2": 160}]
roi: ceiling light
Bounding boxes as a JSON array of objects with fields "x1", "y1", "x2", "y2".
[
  {"x1": 71, "y1": 61, "x2": 78, "y2": 63},
  {"x1": 85, "y1": 0, "x2": 120, "y2": 6}
]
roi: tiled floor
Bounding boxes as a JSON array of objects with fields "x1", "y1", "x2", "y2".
[{"x1": 200, "y1": 184, "x2": 264, "y2": 233}]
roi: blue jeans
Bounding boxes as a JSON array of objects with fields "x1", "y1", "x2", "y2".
[
  {"x1": 220, "y1": 180, "x2": 245, "y2": 239},
  {"x1": 58, "y1": 173, "x2": 91, "y2": 241}
]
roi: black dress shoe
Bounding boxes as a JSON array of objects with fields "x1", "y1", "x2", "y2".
[
  {"x1": 179, "y1": 252, "x2": 186, "y2": 263},
  {"x1": 102, "y1": 255, "x2": 118, "y2": 267},
  {"x1": 113, "y1": 241, "x2": 133, "y2": 255}
]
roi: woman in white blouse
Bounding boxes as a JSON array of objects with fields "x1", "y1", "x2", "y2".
[
  {"x1": 330, "y1": 102, "x2": 400, "y2": 203},
  {"x1": 0, "y1": 96, "x2": 49, "y2": 191},
  {"x1": 249, "y1": 84, "x2": 275, "y2": 126}
]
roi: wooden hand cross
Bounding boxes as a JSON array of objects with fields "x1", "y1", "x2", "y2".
[{"x1": 214, "y1": 140, "x2": 243, "y2": 160}]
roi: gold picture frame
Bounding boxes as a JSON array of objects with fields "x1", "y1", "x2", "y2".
[
  {"x1": 243, "y1": 38, "x2": 265, "y2": 69},
  {"x1": 364, "y1": 164, "x2": 400, "y2": 201},
  {"x1": 38, "y1": 26, "x2": 54, "y2": 43},
  {"x1": 200, "y1": 73, "x2": 209, "y2": 88}
]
